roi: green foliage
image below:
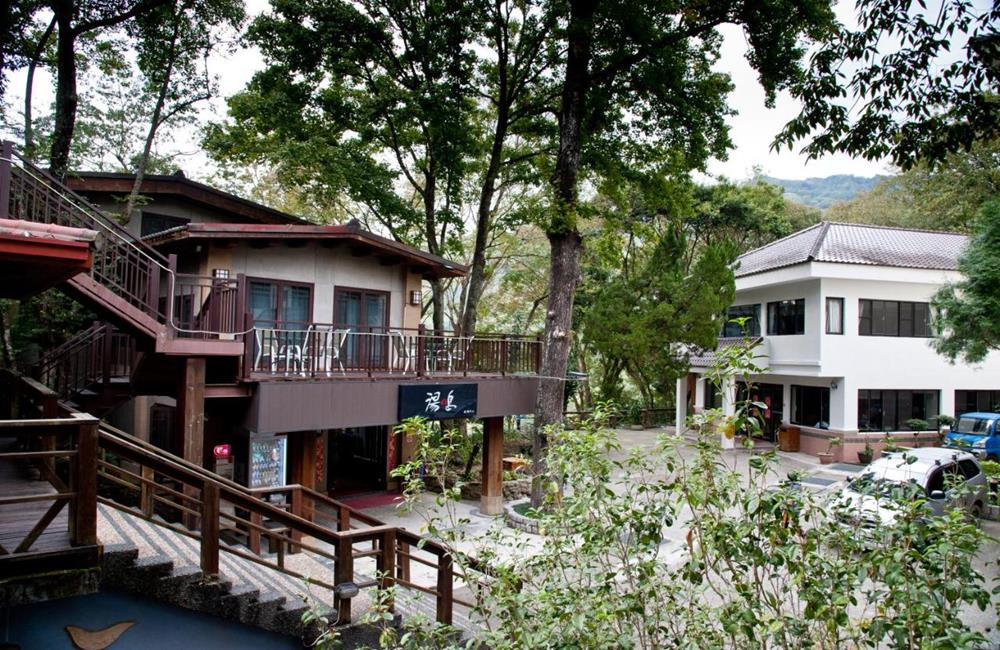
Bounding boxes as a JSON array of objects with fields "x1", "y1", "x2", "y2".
[
  {"x1": 777, "y1": 0, "x2": 1000, "y2": 169},
  {"x1": 388, "y1": 337, "x2": 995, "y2": 648},
  {"x1": 933, "y1": 200, "x2": 1000, "y2": 363},
  {"x1": 828, "y1": 139, "x2": 1000, "y2": 232},
  {"x1": 905, "y1": 418, "x2": 929, "y2": 432}
]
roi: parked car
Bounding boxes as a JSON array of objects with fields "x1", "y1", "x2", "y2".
[
  {"x1": 944, "y1": 411, "x2": 1000, "y2": 461},
  {"x1": 830, "y1": 447, "x2": 987, "y2": 536}
]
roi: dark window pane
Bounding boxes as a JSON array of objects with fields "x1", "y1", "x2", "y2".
[
  {"x1": 914, "y1": 303, "x2": 930, "y2": 337},
  {"x1": 859, "y1": 300, "x2": 872, "y2": 335},
  {"x1": 767, "y1": 299, "x2": 805, "y2": 335},
  {"x1": 899, "y1": 302, "x2": 914, "y2": 337},
  {"x1": 723, "y1": 304, "x2": 760, "y2": 337}
]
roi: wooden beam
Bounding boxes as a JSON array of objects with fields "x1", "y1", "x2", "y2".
[{"x1": 480, "y1": 416, "x2": 504, "y2": 516}]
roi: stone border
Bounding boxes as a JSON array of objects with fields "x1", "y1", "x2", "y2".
[{"x1": 504, "y1": 498, "x2": 541, "y2": 534}]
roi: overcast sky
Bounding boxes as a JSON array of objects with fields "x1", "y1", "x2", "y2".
[{"x1": 4, "y1": 2, "x2": 895, "y2": 183}]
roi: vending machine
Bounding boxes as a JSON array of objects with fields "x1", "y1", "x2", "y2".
[{"x1": 248, "y1": 435, "x2": 288, "y2": 489}]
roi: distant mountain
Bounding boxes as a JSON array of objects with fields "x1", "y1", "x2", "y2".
[{"x1": 763, "y1": 174, "x2": 889, "y2": 210}]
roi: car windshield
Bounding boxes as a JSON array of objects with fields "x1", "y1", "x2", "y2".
[
  {"x1": 848, "y1": 474, "x2": 923, "y2": 504},
  {"x1": 955, "y1": 417, "x2": 993, "y2": 434}
]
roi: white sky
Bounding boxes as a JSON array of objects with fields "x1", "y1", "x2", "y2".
[{"x1": 3, "y1": 1, "x2": 896, "y2": 183}]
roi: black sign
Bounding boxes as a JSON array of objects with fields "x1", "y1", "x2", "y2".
[{"x1": 398, "y1": 383, "x2": 478, "y2": 420}]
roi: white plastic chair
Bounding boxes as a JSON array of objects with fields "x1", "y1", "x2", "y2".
[
  {"x1": 253, "y1": 328, "x2": 278, "y2": 373},
  {"x1": 389, "y1": 330, "x2": 412, "y2": 373}
]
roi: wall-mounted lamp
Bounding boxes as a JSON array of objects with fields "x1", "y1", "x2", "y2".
[
  {"x1": 212, "y1": 268, "x2": 230, "y2": 279},
  {"x1": 830, "y1": 380, "x2": 839, "y2": 390},
  {"x1": 409, "y1": 290, "x2": 422, "y2": 306}
]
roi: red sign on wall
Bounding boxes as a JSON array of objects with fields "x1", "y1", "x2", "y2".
[{"x1": 213, "y1": 444, "x2": 232, "y2": 458}]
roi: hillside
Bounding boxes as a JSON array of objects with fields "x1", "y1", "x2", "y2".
[{"x1": 763, "y1": 174, "x2": 889, "y2": 210}]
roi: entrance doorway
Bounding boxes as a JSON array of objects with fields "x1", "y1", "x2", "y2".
[
  {"x1": 335, "y1": 287, "x2": 389, "y2": 369},
  {"x1": 327, "y1": 426, "x2": 388, "y2": 495},
  {"x1": 738, "y1": 382, "x2": 784, "y2": 442}
]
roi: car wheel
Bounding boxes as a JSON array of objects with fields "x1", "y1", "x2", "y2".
[
  {"x1": 987, "y1": 454, "x2": 999, "y2": 462},
  {"x1": 971, "y1": 501, "x2": 984, "y2": 523}
]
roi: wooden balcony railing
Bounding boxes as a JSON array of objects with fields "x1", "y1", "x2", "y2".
[
  {"x1": 0, "y1": 370, "x2": 98, "y2": 559},
  {"x1": 246, "y1": 324, "x2": 542, "y2": 379}
]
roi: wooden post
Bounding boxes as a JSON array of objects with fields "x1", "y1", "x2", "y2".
[
  {"x1": 249, "y1": 511, "x2": 262, "y2": 555},
  {"x1": 534, "y1": 333, "x2": 543, "y2": 374},
  {"x1": 72, "y1": 418, "x2": 99, "y2": 546},
  {"x1": 177, "y1": 357, "x2": 207, "y2": 466},
  {"x1": 140, "y1": 465, "x2": 155, "y2": 517},
  {"x1": 377, "y1": 528, "x2": 396, "y2": 612},
  {"x1": 338, "y1": 504, "x2": 350, "y2": 532},
  {"x1": 101, "y1": 323, "x2": 113, "y2": 385},
  {"x1": 480, "y1": 416, "x2": 504, "y2": 516},
  {"x1": 178, "y1": 357, "x2": 206, "y2": 529},
  {"x1": 0, "y1": 141, "x2": 12, "y2": 220},
  {"x1": 200, "y1": 480, "x2": 220, "y2": 577},
  {"x1": 416, "y1": 324, "x2": 426, "y2": 377},
  {"x1": 436, "y1": 551, "x2": 453, "y2": 625},
  {"x1": 289, "y1": 487, "x2": 303, "y2": 551},
  {"x1": 501, "y1": 336, "x2": 510, "y2": 375},
  {"x1": 396, "y1": 541, "x2": 411, "y2": 583},
  {"x1": 335, "y1": 538, "x2": 354, "y2": 624}
]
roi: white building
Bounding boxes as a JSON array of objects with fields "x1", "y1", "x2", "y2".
[{"x1": 675, "y1": 222, "x2": 1000, "y2": 461}]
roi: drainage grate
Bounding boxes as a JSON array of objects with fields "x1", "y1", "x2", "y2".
[
  {"x1": 828, "y1": 463, "x2": 864, "y2": 473},
  {"x1": 800, "y1": 476, "x2": 838, "y2": 487}
]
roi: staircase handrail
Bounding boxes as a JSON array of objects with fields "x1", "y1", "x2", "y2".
[{"x1": 1, "y1": 146, "x2": 170, "y2": 268}]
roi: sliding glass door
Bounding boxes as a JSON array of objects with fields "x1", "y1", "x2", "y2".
[{"x1": 335, "y1": 288, "x2": 389, "y2": 368}]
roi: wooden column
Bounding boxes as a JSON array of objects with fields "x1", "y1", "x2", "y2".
[
  {"x1": 480, "y1": 416, "x2": 504, "y2": 516},
  {"x1": 290, "y1": 431, "x2": 318, "y2": 491},
  {"x1": 177, "y1": 357, "x2": 207, "y2": 466}
]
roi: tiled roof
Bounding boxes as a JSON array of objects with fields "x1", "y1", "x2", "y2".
[
  {"x1": 689, "y1": 336, "x2": 763, "y2": 368},
  {"x1": 734, "y1": 222, "x2": 968, "y2": 278}
]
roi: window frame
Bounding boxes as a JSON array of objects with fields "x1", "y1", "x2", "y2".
[
  {"x1": 825, "y1": 297, "x2": 844, "y2": 335},
  {"x1": 858, "y1": 299, "x2": 933, "y2": 338},
  {"x1": 333, "y1": 286, "x2": 392, "y2": 332},
  {"x1": 766, "y1": 298, "x2": 806, "y2": 336},
  {"x1": 722, "y1": 304, "x2": 761, "y2": 337},
  {"x1": 790, "y1": 384, "x2": 831, "y2": 427},
  {"x1": 246, "y1": 277, "x2": 315, "y2": 328},
  {"x1": 857, "y1": 389, "x2": 941, "y2": 431}
]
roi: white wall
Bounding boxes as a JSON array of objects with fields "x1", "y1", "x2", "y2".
[{"x1": 702, "y1": 261, "x2": 1000, "y2": 430}]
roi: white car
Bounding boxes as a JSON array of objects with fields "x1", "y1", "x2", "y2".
[{"x1": 830, "y1": 447, "x2": 988, "y2": 533}]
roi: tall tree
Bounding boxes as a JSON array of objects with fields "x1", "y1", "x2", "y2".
[
  {"x1": 933, "y1": 200, "x2": 1000, "y2": 364},
  {"x1": 120, "y1": 0, "x2": 244, "y2": 221},
  {"x1": 529, "y1": 0, "x2": 836, "y2": 505},
  {"x1": 45, "y1": 0, "x2": 175, "y2": 178},
  {"x1": 457, "y1": 1, "x2": 557, "y2": 336},
  {"x1": 205, "y1": 0, "x2": 479, "y2": 332},
  {"x1": 776, "y1": 0, "x2": 1000, "y2": 170}
]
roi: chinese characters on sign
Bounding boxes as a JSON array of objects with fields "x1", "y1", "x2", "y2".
[{"x1": 399, "y1": 383, "x2": 477, "y2": 420}]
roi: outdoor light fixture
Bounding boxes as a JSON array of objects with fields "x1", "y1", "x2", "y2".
[
  {"x1": 410, "y1": 290, "x2": 422, "y2": 305},
  {"x1": 212, "y1": 268, "x2": 230, "y2": 279},
  {"x1": 830, "y1": 380, "x2": 839, "y2": 390}
]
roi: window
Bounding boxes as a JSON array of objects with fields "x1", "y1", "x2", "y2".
[
  {"x1": 766, "y1": 299, "x2": 805, "y2": 335},
  {"x1": 954, "y1": 390, "x2": 1000, "y2": 415},
  {"x1": 825, "y1": 297, "x2": 844, "y2": 335},
  {"x1": 722, "y1": 304, "x2": 760, "y2": 337},
  {"x1": 140, "y1": 212, "x2": 188, "y2": 237},
  {"x1": 857, "y1": 389, "x2": 940, "y2": 431},
  {"x1": 858, "y1": 299, "x2": 932, "y2": 337},
  {"x1": 791, "y1": 385, "x2": 830, "y2": 427},
  {"x1": 248, "y1": 279, "x2": 312, "y2": 327},
  {"x1": 958, "y1": 459, "x2": 981, "y2": 480}
]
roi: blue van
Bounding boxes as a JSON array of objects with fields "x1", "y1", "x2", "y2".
[{"x1": 944, "y1": 412, "x2": 1000, "y2": 460}]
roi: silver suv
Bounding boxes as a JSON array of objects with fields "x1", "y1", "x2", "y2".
[{"x1": 831, "y1": 447, "x2": 988, "y2": 531}]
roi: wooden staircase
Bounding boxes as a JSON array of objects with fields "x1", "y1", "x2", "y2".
[{"x1": 0, "y1": 370, "x2": 481, "y2": 640}]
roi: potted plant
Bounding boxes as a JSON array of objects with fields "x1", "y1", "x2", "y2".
[
  {"x1": 857, "y1": 441, "x2": 874, "y2": 465},
  {"x1": 817, "y1": 437, "x2": 841, "y2": 465},
  {"x1": 935, "y1": 414, "x2": 955, "y2": 443},
  {"x1": 882, "y1": 434, "x2": 902, "y2": 453},
  {"x1": 905, "y1": 418, "x2": 929, "y2": 447}
]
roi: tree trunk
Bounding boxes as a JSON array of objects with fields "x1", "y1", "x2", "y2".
[
  {"x1": 24, "y1": 17, "x2": 57, "y2": 161},
  {"x1": 49, "y1": 0, "x2": 77, "y2": 179},
  {"x1": 122, "y1": 8, "x2": 180, "y2": 224},
  {"x1": 530, "y1": 0, "x2": 595, "y2": 507}
]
